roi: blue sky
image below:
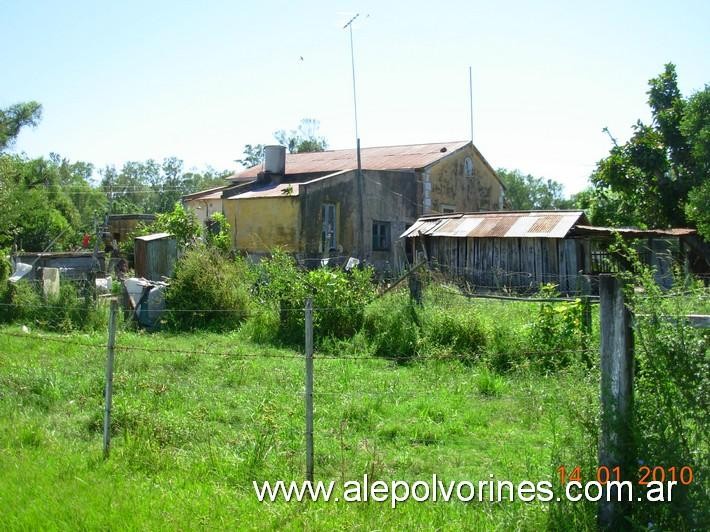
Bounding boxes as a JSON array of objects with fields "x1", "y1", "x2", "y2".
[{"x1": 2, "y1": 0, "x2": 708, "y2": 194}]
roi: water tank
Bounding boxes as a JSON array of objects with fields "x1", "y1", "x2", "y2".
[{"x1": 264, "y1": 145, "x2": 286, "y2": 175}]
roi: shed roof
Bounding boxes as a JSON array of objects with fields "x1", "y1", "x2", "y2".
[
  {"x1": 135, "y1": 232, "x2": 173, "y2": 242},
  {"x1": 401, "y1": 211, "x2": 589, "y2": 239},
  {"x1": 231, "y1": 141, "x2": 471, "y2": 180}
]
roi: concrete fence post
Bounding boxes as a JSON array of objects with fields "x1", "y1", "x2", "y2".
[{"x1": 598, "y1": 275, "x2": 634, "y2": 529}]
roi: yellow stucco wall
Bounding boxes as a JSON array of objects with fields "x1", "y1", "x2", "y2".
[
  {"x1": 223, "y1": 196, "x2": 301, "y2": 253},
  {"x1": 426, "y1": 144, "x2": 504, "y2": 212}
]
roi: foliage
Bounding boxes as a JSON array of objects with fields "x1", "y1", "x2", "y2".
[
  {"x1": 418, "y1": 287, "x2": 487, "y2": 361},
  {"x1": 496, "y1": 168, "x2": 572, "y2": 210},
  {"x1": 274, "y1": 118, "x2": 327, "y2": 154},
  {"x1": 362, "y1": 290, "x2": 419, "y2": 360},
  {"x1": 101, "y1": 158, "x2": 229, "y2": 215},
  {"x1": 164, "y1": 246, "x2": 252, "y2": 331},
  {"x1": 252, "y1": 250, "x2": 375, "y2": 345},
  {"x1": 0, "y1": 281, "x2": 105, "y2": 331},
  {"x1": 631, "y1": 274, "x2": 708, "y2": 527},
  {"x1": 0, "y1": 101, "x2": 42, "y2": 152},
  {"x1": 474, "y1": 367, "x2": 506, "y2": 397},
  {"x1": 236, "y1": 144, "x2": 264, "y2": 168},
  {"x1": 0, "y1": 253, "x2": 10, "y2": 284},
  {"x1": 591, "y1": 64, "x2": 709, "y2": 229},
  {"x1": 0, "y1": 154, "x2": 90, "y2": 251},
  {"x1": 685, "y1": 180, "x2": 710, "y2": 240},
  {"x1": 527, "y1": 284, "x2": 584, "y2": 370},
  {"x1": 205, "y1": 212, "x2": 231, "y2": 253},
  {"x1": 153, "y1": 202, "x2": 203, "y2": 248}
]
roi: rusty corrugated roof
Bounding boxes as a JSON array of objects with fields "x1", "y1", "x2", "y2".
[
  {"x1": 401, "y1": 211, "x2": 589, "y2": 239},
  {"x1": 230, "y1": 141, "x2": 471, "y2": 180}
]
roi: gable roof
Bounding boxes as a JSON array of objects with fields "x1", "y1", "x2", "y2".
[
  {"x1": 401, "y1": 211, "x2": 590, "y2": 239},
  {"x1": 230, "y1": 140, "x2": 471, "y2": 180}
]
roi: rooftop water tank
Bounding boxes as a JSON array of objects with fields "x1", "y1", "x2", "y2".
[{"x1": 263, "y1": 145, "x2": 286, "y2": 175}]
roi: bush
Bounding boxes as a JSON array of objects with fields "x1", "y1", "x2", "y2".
[
  {"x1": 165, "y1": 246, "x2": 252, "y2": 331},
  {"x1": 253, "y1": 250, "x2": 375, "y2": 346},
  {"x1": 0, "y1": 281, "x2": 106, "y2": 332},
  {"x1": 527, "y1": 284, "x2": 584, "y2": 370},
  {"x1": 362, "y1": 291, "x2": 419, "y2": 360}
]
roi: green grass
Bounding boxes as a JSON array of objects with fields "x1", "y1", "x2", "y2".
[{"x1": 0, "y1": 319, "x2": 598, "y2": 530}]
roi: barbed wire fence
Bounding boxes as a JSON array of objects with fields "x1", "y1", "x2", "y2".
[{"x1": 0, "y1": 271, "x2": 707, "y2": 527}]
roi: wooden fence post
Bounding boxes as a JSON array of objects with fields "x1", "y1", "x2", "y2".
[
  {"x1": 304, "y1": 297, "x2": 314, "y2": 482},
  {"x1": 408, "y1": 269, "x2": 422, "y2": 305},
  {"x1": 598, "y1": 275, "x2": 634, "y2": 529},
  {"x1": 103, "y1": 298, "x2": 118, "y2": 459}
]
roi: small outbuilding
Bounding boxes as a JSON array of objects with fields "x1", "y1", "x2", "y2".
[
  {"x1": 134, "y1": 233, "x2": 177, "y2": 282},
  {"x1": 401, "y1": 210, "x2": 701, "y2": 294}
]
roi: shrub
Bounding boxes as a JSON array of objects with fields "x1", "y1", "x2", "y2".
[
  {"x1": 362, "y1": 291, "x2": 419, "y2": 360},
  {"x1": 253, "y1": 250, "x2": 375, "y2": 346},
  {"x1": 527, "y1": 284, "x2": 583, "y2": 370},
  {"x1": 0, "y1": 280, "x2": 107, "y2": 332},
  {"x1": 165, "y1": 246, "x2": 252, "y2": 331},
  {"x1": 0, "y1": 252, "x2": 11, "y2": 284},
  {"x1": 0, "y1": 281, "x2": 41, "y2": 324}
]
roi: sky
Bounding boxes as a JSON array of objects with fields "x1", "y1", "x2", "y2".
[{"x1": 2, "y1": 0, "x2": 708, "y2": 195}]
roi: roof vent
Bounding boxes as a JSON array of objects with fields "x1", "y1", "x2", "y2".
[{"x1": 440, "y1": 147, "x2": 447, "y2": 153}]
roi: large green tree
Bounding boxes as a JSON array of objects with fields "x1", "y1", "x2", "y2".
[
  {"x1": 497, "y1": 168, "x2": 572, "y2": 210},
  {"x1": 590, "y1": 64, "x2": 709, "y2": 232}
]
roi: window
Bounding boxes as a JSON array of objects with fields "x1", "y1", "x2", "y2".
[
  {"x1": 321, "y1": 203, "x2": 337, "y2": 252},
  {"x1": 372, "y1": 221, "x2": 391, "y2": 251},
  {"x1": 464, "y1": 156, "x2": 474, "y2": 177}
]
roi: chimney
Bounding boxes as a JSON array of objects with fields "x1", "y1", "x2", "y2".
[{"x1": 258, "y1": 145, "x2": 286, "y2": 184}]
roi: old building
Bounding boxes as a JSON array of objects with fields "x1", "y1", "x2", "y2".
[
  {"x1": 402, "y1": 210, "x2": 700, "y2": 294},
  {"x1": 186, "y1": 141, "x2": 504, "y2": 270},
  {"x1": 182, "y1": 186, "x2": 228, "y2": 226}
]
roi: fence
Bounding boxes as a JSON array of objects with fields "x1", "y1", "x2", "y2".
[{"x1": 0, "y1": 273, "x2": 707, "y2": 528}]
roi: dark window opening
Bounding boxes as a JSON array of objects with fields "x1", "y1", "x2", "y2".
[{"x1": 372, "y1": 221, "x2": 391, "y2": 251}]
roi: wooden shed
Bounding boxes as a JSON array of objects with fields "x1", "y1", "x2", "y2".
[
  {"x1": 401, "y1": 211, "x2": 700, "y2": 294},
  {"x1": 134, "y1": 233, "x2": 177, "y2": 282}
]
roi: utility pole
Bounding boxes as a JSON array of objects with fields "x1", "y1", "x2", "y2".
[{"x1": 344, "y1": 14, "x2": 366, "y2": 260}]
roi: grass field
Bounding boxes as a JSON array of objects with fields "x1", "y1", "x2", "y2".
[{"x1": 0, "y1": 317, "x2": 598, "y2": 530}]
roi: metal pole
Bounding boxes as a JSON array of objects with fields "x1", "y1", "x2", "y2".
[
  {"x1": 344, "y1": 14, "x2": 360, "y2": 140},
  {"x1": 469, "y1": 66, "x2": 474, "y2": 142},
  {"x1": 598, "y1": 275, "x2": 634, "y2": 529},
  {"x1": 304, "y1": 297, "x2": 314, "y2": 482},
  {"x1": 103, "y1": 298, "x2": 118, "y2": 458}
]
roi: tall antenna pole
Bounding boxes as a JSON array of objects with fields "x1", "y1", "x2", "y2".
[
  {"x1": 469, "y1": 66, "x2": 474, "y2": 142},
  {"x1": 344, "y1": 13, "x2": 365, "y2": 260},
  {"x1": 344, "y1": 14, "x2": 360, "y2": 140}
]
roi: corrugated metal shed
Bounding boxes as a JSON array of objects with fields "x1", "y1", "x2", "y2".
[
  {"x1": 231, "y1": 141, "x2": 470, "y2": 179},
  {"x1": 134, "y1": 233, "x2": 177, "y2": 281},
  {"x1": 401, "y1": 211, "x2": 588, "y2": 239}
]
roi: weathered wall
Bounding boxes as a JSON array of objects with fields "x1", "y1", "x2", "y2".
[
  {"x1": 184, "y1": 198, "x2": 223, "y2": 226},
  {"x1": 298, "y1": 170, "x2": 418, "y2": 271},
  {"x1": 423, "y1": 144, "x2": 504, "y2": 213},
  {"x1": 422, "y1": 236, "x2": 585, "y2": 293},
  {"x1": 223, "y1": 196, "x2": 301, "y2": 253}
]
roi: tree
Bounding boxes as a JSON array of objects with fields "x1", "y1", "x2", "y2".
[
  {"x1": 497, "y1": 168, "x2": 572, "y2": 210},
  {"x1": 0, "y1": 101, "x2": 42, "y2": 152},
  {"x1": 273, "y1": 118, "x2": 327, "y2": 154},
  {"x1": 236, "y1": 144, "x2": 264, "y2": 168},
  {"x1": 591, "y1": 64, "x2": 709, "y2": 229}
]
